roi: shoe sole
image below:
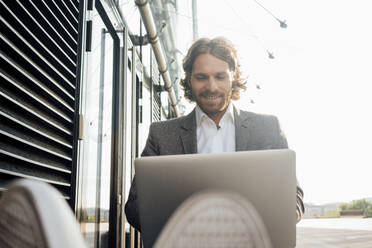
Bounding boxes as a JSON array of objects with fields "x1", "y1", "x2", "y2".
[{"x1": 154, "y1": 190, "x2": 273, "y2": 248}]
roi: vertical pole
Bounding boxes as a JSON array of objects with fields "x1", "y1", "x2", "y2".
[
  {"x1": 139, "y1": 19, "x2": 143, "y2": 62},
  {"x1": 94, "y1": 28, "x2": 106, "y2": 248},
  {"x1": 150, "y1": 49, "x2": 153, "y2": 123},
  {"x1": 119, "y1": 27, "x2": 128, "y2": 248},
  {"x1": 192, "y1": 0, "x2": 198, "y2": 40},
  {"x1": 130, "y1": 47, "x2": 137, "y2": 248}
]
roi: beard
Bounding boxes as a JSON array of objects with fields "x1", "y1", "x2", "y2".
[{"x1": 193, "y1": 89, "x2": 232, "y2": 117}]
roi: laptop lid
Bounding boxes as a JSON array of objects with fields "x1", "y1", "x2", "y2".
[{"x1": 135, "y1": 149, "x2": 296, "y2": 248}]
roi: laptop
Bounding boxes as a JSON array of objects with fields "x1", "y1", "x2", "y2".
[{"x1": 135, "y1": 149, "x2": 296, "y2": 248}]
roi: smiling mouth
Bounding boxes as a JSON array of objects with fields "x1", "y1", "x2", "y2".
[{"x1": 202, "y1": 95, "x2": 222, "y2": 100}]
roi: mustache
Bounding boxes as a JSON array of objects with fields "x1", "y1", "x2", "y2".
[{"x1": 199, "y1": 90, "x2": 225, "y2": 97}]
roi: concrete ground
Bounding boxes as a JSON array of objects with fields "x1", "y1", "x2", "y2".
[{"x1": 296, "y1": 227, "x2": 372, "y2": 248}]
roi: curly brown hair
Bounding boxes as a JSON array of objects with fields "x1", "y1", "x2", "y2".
[{"x1": 180, "y1": 37, "x2": 246, "y2": 102}]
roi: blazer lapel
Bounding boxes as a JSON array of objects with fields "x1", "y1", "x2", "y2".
[
  {"x1": 180, "y1": 106, "x2": 251, "y2": 153},
  {"x1": 234, "y1": 106, "x2": 250, "y2": 151},
  {"x1": 180, "y1": 109, "x2": 197, "y2": 154}
]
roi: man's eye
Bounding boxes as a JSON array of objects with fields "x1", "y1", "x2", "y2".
[
  {"x1": 195, "y1": 76, "x2": 207, "y2": 80},
  {"x1": 216, "y1": 75, "x2": 226, "y2": 80}
]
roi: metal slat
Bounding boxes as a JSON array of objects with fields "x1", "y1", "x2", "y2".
[
  {"x1": 0, "y1": 37, "x2": 75, "y2": 103},
  {"x1": 1, "y1": 17, "x2": 75, "y2": 91},
  {"x1": 37, "y1": 0, "x2": 78, "y2": 44},
  {"x1": 58, "y1": 0, "x2": 78, "y2": 28},
  {"x1": 0, "y1": 3, "x2": 76, "y2": 77},
  {"x1": 153, "y1": 91, "x2": 161, "y2": 121},
  {"x1": 0, "y1": 149, "x2": 71, "y2": 174},
  {"x1": 0, "y1": 117, "x2": 72, "y2": 160},
  {"x1": 17, "y1": 1, "x2": 77, "y2": 60},
  {"x1": 42, "y1": 0, "x2": 78, "y2": 38},
  {"x1": 0, "y1": 105, "x2": 71, "y2": 147},
  {"x1": 43, "y1": 0, "x2": 78, "y2": 37},
  {"x1": 0, "y1": 92, "x2": 72, "y2": 136},
  {"x1": 0, "y1": 155, "x2": 71, "y2": 194},
  {"x1": 1, "y1": 62, "x2": 73, "y2": 124},
  {"x1": 0, "y1": 139, "x2": 71, "y2": 173},
  {"x1": 52, "y1": 0, "x2": 78, "y2": 39},
  {"x1": 0, "y1": 2, "x2": 77, "y2": 67},
  {"x1": 0, "y1": 151, "x2": 71, "y2": 181},
  {"x1": 0, "y1": 130, "x2": 72, "y2": 162},
  {"x1": 67, "y1": 0, "x2": 79, "y2": 19},
  {"x1": 0, "y1": 110, "x2": 72, "y2": 149},
  {"x1": 72, "y1": 0, "x2": 80, "y2": 10},
  {"x1": 153, "y1": 107, "x2": 160, "y2": 121},
  {"x1": 0, "y1": 176, "x2": 70, "y2": 199},
  {"x1": 0, "y1": 168, "x2": 70, "y2": 187},
  {"x1": 0, "y1": 55, "x2": 74, "y2": 114}
]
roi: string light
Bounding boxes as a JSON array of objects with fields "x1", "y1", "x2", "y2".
[
  {"x1": 267, "y1": 51, "x2": 275, "y2": 59},
  {"x1": 222, "y1": 0, "x2": 278, "y2": 60},
  {"x1": 253, "y1": 0, "x2": 288, "y2": 29},
  {"x1": 150, "y1": 2, "x2": 275, "y2": 60}
]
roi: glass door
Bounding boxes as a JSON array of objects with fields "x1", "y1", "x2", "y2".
[{"x1": 77, "y1": 1, "x2": 120, "y2": 247}]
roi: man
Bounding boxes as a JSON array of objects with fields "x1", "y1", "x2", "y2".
[{"x1": 125, "y1": 37, "x2": 304, "y2": 231}]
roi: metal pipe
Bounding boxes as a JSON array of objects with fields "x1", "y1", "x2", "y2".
[
  {"x1": 135, "y1": 0, "x2": 180, "y2": 117},
  {"x1": 130, "y1": 47, "x2": 137, "y2": 248},
  {"x1": 192, "y1": 0, "x2": 198, "y2": 40}
]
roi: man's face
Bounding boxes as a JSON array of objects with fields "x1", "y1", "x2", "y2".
[{"x1": 190, "y1": 53, "x2": 233, "y2": 120}]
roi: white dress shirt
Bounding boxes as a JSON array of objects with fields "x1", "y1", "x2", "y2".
[{"x1": 195, "y1": 103, "x2": 236, "y2": 154}]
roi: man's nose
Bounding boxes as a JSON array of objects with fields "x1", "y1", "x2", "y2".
[{"x1": 206, "y1": 77, "x2": 219, "y2": 91}]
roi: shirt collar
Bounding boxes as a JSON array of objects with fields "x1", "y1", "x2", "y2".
[{"x1": 195, "y1": 103, "x2": 235, "y2": 127}]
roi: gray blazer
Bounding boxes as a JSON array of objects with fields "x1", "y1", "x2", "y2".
[{"x1": 125, "y1": 107, "x2": 304, "y2": 231}]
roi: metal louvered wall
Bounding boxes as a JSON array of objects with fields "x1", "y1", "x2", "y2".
[
  {"x1": 0, "y1": 0, "x2": 80, "y2": 203},
  {"x1": 150, "y1": 50, "x2": 161, "y2": 122}
]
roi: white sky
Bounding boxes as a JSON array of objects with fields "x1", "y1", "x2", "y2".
[{"x1": 177, "y1": 0, "x2": 372, "y2": 204}]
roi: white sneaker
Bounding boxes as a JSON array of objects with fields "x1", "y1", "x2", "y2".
[
  {"x1": 0, "y1": 179, "x2": 87, "y2": 248},
  {"x1": 154, "y1": 190, "x2": 273, "y2": 248}
]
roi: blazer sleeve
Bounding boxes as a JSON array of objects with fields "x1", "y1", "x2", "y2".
[
  {"x1": 125, "y1": 123, "x2": 159, "y2": 232},
  {"x1": 272, "y1": 116, "x2": 305, "y2": 223}
]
